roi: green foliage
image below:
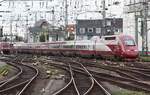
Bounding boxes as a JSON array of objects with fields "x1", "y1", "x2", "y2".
[
  {"x1": 15, "y1": 35, "x2": 23, "y2": 41},
  {"x1": 46, "y1": 34, "x2": 49, "y2": 41},
  {"x1": 112, "y1": 90, "x2": 149, "y2": 95},
  {"x1": 39, "y1": 30, "x2": 49, "y2": 42},
  {"x1": 65, "y1": 36, "x2": 74, "y2": 41},
  {"x1": 40, "y1": 34, "x2": 46, "y2": 42},
  {"x1": 0, "y1": 65, "x2": 10, "y2": 76},
  {"x1": 0, "y1": 28, "x2": 3, "y2": 37},
  {"x1": 140, "y1": 56, "x2": 150, "y2": 62}
]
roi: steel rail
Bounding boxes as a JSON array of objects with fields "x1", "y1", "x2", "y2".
[
  {"x1": 45, "y1": 60, "x2": 93, "y2": 95},
  {"x1": 42, "y1": 56, "x2": 150, "y2": 93},
  {"x1": 46, "y1": 58, "x2": 150, "y2": 87},
  {"x1": 51, "y1": 63, "x2": 80, "y2": 95},
  {"x1": 85, "y1": 63, "x2": 150, "y2": 80},
  {"x1": 0, "y1": 62, "x2": 23, "y2": 88},
  {"x1": 52, "y1": 76, "x2": 73, "y2": 95},
  {"x1": 76, "y1": 61, "x2": 111, "y2": 95},
  {"x1": 69, "y1": 63, "x2": 80, "y2": 95},
  {"x1": 69, "y1": 61, "x2": 95, "y2": 95},
  {"x1": 83, "y1": 77, "x2": 94, "y2": 95},
  {"x1": 48, "y1": 58, "x2": 150, "y2": 93},
  {"x1": 76, "y1": 63, "x2": 150, "y2": 90},
  {"x1": 0, "y1": 56, "x2": 38, "y2": 94},
  {"x1": 0, "y1": 80, "x2": 30, "y2": 93},
  {"x1": 45, "y1": 58, "x2": 113, "y2": 95},
  {"x1": 70, "y1": 64, "x2": 150, "y2": 93},
  {"x1": 17, "y1": 64, "x2": 39, "y2": 95},
  {"x1": 0, "y1": 56, "x2": 25, "y2": 89},
  {"x1": 0, "y1": 62, "x2": 22, "y2": 86},
  {"x1": 50, "y1": 65, "x2": 72, "y2": 95}
]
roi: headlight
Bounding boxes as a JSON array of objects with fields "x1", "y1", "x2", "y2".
[
  {"x1": 134, "y1": 49, "x2": 138, "y2": 51},
  {"x1": 126, "y1": 50, "x2": 130, "y2": 51},
  {"x1": 126, "y1": 49, "x2": 138, "y2": 52}
]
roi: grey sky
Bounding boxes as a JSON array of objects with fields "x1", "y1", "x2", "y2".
[{"x1": 0, "y1": 0, "x2": 123, "y2": 36}]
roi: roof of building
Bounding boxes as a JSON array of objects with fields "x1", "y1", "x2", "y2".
[{"x1": 34, "y1": 19, "x2": 49, "y2": 27}]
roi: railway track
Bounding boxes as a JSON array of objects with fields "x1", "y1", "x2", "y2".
[
  {"x1": 44, "y1": 57, "x2": 112, "y2": 95},
  {"x1": 0, "y1": 55, "x2": 39, "y2": 95},
  {"x1": 45, "y1": 56, "x2": 150, "y2": 93},
  {"x1": 52, "y1": 64, "x2": 80, "y2": 95},
  {"x1": 1, "y1": 54, "x2": 150, "y2": 94},
  {"x1": 72, "y1": 60, "x2": 111, "y2": 95},
  {"x1": 76, "y1": 59, "x2": 150, "y2": 92}
]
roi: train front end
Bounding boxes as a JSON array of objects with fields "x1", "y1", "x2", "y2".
[{"x1": 120, "y1": 35, "x2": 139, "y2": 59}]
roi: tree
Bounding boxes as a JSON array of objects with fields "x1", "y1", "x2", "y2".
[
  {"x1": 15, "y1": 35, "x2": 23, "y2": 41},
  {"x1": 0, "y1": 26, "x2": 3, "y2": 37},
  {"x1": 40, "y1": 34, "x2": 45, "y2": 42},
  {"x1": 40, "y1": 28, "x2": 49, "y2": 42}
]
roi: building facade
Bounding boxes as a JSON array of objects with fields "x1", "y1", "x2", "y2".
[
  {"x1": 29, "y1": 19, "x2": 65, "y2": 42},
  {"x1": 76, "y1": 18, "x2": 123, "y2": 40}
]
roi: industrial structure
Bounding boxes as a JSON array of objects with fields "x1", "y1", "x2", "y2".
[
  {"x1": 0, "y1": 1, "x2": 149, "y2": 95},
  {"x1": 124, "y1": 0, "x2": 150, "y2": 55},
  {"x1": 0, "y1": 0, "x2": 123, "y2": 41}
]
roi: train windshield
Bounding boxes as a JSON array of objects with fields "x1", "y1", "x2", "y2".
[{"x1": 124, "y1": 39, "x2": 135, "y2": 46}]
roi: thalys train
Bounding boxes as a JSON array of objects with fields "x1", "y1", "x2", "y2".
[{"x1": 0, "y1": 34, "x2": 139, "y2": 59}]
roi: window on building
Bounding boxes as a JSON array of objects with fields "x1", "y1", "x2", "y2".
[
  {"x1": 96, "y1": 28, "x2": 101, "y2": 34},
  {"x1": 107, "y1": 29, "x2": 111, "y2": 32},
  {"x1": 114, "y1": 28, "x2": 122, "y2": 34},
  {"x1": 88, "y1": 28, "x2": 93, "y2": 33},
  {"x1": 106, "y1": 20, "x2": 111, "y2": 26},
  {"x1": 79, "y1": 28, "x2": 85, "y2": 34},
  {"x1": 106, "y1": 29, "x2": 112, "y2": 35}
]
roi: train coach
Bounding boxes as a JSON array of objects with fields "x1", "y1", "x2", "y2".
[
  {"x1": 12, "y1": 34, "x2": 139, "y2": 60},
  {"x1": 14, "y1": 40, "x2": 112, "y2": 58}
]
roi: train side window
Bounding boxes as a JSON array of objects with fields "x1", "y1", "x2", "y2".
[{"x1": 104, "y1": 37, "x2": 116, "y2": 40}]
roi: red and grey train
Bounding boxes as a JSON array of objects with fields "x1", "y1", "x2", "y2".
[{"x1": 0, "y1": 34, "x2": 139, "y2": 59}]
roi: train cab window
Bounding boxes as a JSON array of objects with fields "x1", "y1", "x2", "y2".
[
  {"x1": 124, "y1": 39, "x2": 135, "y2": 46},
  {"x1": 104, "y1": 37, "x2": 116, "y2": 40}
]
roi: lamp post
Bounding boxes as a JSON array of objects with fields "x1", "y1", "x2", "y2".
[
  {"x1": 65, "y1": 0, "x2": 68, "y2": 39},
  {"x1": 10, "y1": 16, "x2": 13, "y2": 43},
  {"x1": 102, "y1": 0, "x2": 106, "y2": 35}
]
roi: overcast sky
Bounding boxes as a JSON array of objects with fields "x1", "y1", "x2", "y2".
[{"x1": 0, "y1": 0, "x2": 124, "y2": 36}]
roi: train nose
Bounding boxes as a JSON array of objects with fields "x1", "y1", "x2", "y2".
[{"x1": 125, "y1": 49, "x2": 139, "y2": 58}]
